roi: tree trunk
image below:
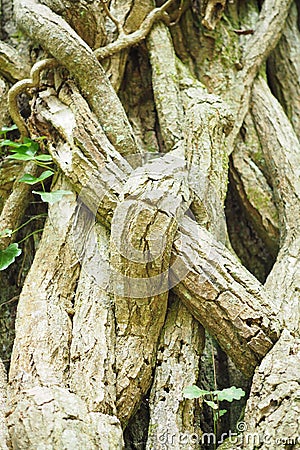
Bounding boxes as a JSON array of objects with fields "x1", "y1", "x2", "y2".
[{"x1": 0, "y1": 0, "x2": 299, "y2": 449}]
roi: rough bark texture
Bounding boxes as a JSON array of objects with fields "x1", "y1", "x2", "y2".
[{"x1": 0, "y1": 0, "x2": 299, "y2": 448}]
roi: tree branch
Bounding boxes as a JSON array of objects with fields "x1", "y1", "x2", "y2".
[
  {"x1": 100, "y1": 0, "x2": 124, "y2": 36},
  {"x1": 8, "y1": 59, "x2": 58, "y2": 137},
  {"x1": 226, "y1": 0, "x2": 293, "y2": 149},
  {"x1": 94, "y1": 0, "x2": 176, "y2": 60},
  {"x1": 14, "y1": 0, "x2": 140, "y2": 155},
  {"x1": 251, "y1": 76, "x2": 300, "y2": 333}
]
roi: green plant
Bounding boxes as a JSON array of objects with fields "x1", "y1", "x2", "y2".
[
  {"x1": 183, "y1": 384, "x2": 245, "y2": 449},
  {"x1": 0, "y1": 215, "x2": 47, "y2": 271},
  {"x1": 0, "y1": 125, "x2": 72, "y2": 270}
]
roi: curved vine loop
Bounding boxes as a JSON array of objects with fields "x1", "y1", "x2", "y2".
[{"x1": 8, "y1": 58, "x2": 58, "y2": 137}]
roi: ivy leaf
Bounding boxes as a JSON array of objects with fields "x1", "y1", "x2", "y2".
[
  {"x1": 34, "y1": 154, "x2": 53, "y2": 162},
  {"x1": 7, "y1": 144, "x2": 37, "y2": 160},
  {"x1": 1, "y1": 140, "x2": 31, "y2": 148},
  {"x1": 204, "y1": 400, "x2": 219, "y2": 410},
  {"x1": 8, "y1": 152, "x2": 35, "y2": 161},
  {"x1": 0, "y1": 243, "x2": 22, "y2": 271},
  {"x1": 19, "y1": 170, "x2": 54, "y2": 185},
  {"x1": 33, "y1": 190, "x2": 73, "y2": 204},
  {"x1": 215, "y1": 387, "x2": 245, "y2": 402},
  {"x1": 183, "y1": 386, "x2": 211, "y2": 399},
  {"x1": 23, "y1": 137, "x2": 39, "y2": 153},
  {"x1": 0, "y1": 124, "x2": 18, "y2": 135}
]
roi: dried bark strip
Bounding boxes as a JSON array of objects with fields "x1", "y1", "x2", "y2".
[{"x1": 35, "y1": 83, "x2": 132, "y2": 228}]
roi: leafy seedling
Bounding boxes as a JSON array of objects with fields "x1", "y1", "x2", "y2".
[{"x1": 183, "y1": 385, "x2": 245, "y2": 449}]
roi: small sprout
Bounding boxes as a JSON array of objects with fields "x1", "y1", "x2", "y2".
[{"x1": 183, "y1": 385, "x2": 245, "y2": 449}]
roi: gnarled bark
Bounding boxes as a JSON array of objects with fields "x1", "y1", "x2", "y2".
[{"x1": 1, "y1": 0, "x2": 300, "y2": 448}]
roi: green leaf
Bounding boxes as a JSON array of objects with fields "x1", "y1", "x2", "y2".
[
  {"x1": 0, "y1": 229, "x2": 12, "y2": 238},
  {"x1": 183, "y1": 386, "x2": 211, "y2": 399},
  {"x1": 8, "y1": 153, "x2": 35, "y2": 161},
  {"x1": 215, "y1": 387, "x2": 245, "y2": 402},
  {"x1": 0, "y1": 140, "x2": 31, "y2": 148},
  {"x1": 23, "y1": 138, "x2": 39, "y2": 153},
  {"x1": 0, "y1": 243, "x2": 22, "y2": 271},
  {"x1": 33, "y1": 190, "x2": 73, "y2": 204},
  {"x1": 7, "y1": 144, "x2": 37, "y2": 161},
  {"x1": 0, "y1": 124, "x2": 18, "y2": 135},
  {"x1": 34, "y1": 154, "x2": 53, "y2": 162},
  {"x1": 204, "y1": 400, "x2": 218, "y2": 410},
  {"x1": 218, "y1": 409, "x2": 227, "y2": 418},
  {"x1": 19, "y1": 170, "x2": 54, "y2": 185}
]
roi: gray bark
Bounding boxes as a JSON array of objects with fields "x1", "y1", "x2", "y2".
[{"x1": 0, "y1": 0, "x2": 299, "y2": 448}]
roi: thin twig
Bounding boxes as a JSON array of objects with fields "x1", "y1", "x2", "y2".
[
  {"x1": 94, "y1": 0, "x2": 176, "y2": 60},
  {"x1": 0, "y1": 295, "x2": 19, "y2": 309},
  {"x1": 170, "y1": 0, "x2": 184, "y2": 26},
  {"x1": 100, "y1": 0, "x2": 124, "y2": 35}
]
